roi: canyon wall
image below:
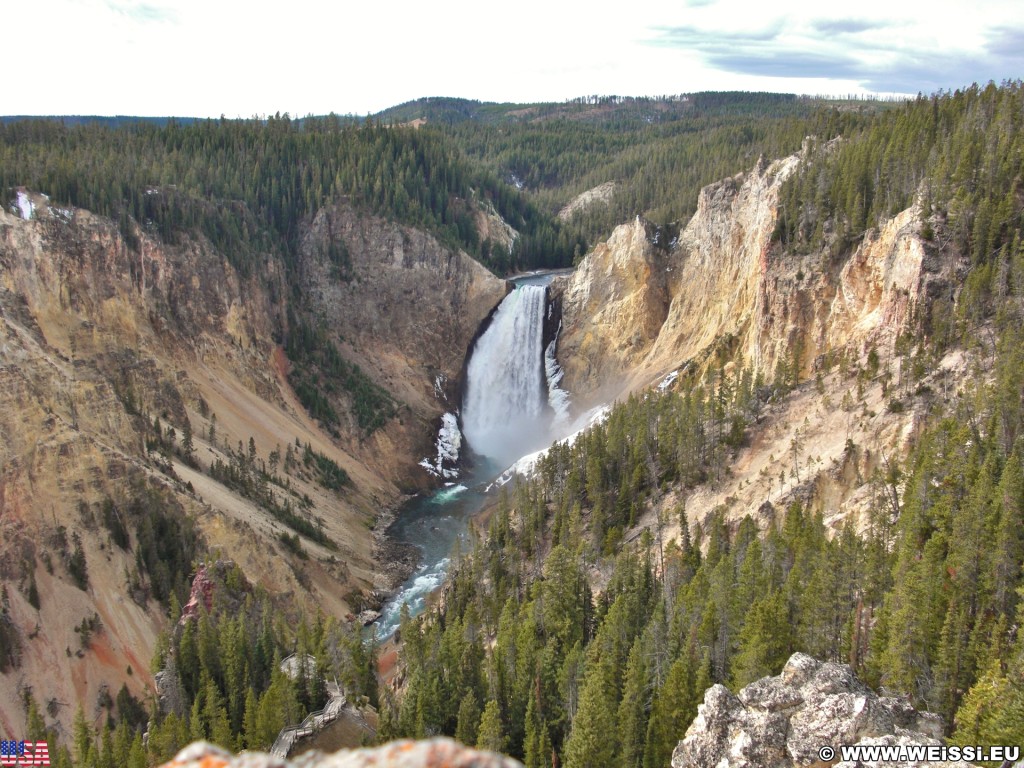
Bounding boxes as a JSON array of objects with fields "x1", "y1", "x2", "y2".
[
  {"x1": 297, "y1": 201, "x2": 507, "y2": 485},
  {"x1": 0, "y1": 193, "x2": 507, "y2": 735},
  {"x1": 554, "y1": 153, "x2": 964, "y2": 535},
  {"x1": 556, "y1": 151, "x2": 951, "y2": 403}
]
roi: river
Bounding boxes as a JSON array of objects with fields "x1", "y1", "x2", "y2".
[{"x1": 371, "y1": 270, "x2": 571, "y2": 641}]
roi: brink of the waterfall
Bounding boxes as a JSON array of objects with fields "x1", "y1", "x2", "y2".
[{"x1": 462, "y1": 284, "x2": 557, "y2": 468}]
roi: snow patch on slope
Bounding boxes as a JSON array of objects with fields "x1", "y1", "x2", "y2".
[
  {"x1": 419, "y1": 412, "x2": 462, "y2": 479},
  {"x1": 15, "y1": 190, "x2": 35, "y2": 220}
]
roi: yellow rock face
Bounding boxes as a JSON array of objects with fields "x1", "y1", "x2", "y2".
[
  {"x1": 558, "y1": 152, "x2": 940, "y2": 406},
  {"x1": 554, "y1": 153, "x2": 965, "y2": 539}
]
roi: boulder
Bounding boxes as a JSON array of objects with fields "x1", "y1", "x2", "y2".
[
  {"x1": 672, "y1": 653, "x2": 971, "y2": 768},
  {"x1": 159, "y1": 738, "x2": 523, "y2": 768}
]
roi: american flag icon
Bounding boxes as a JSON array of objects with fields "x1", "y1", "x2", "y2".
[{"x1": 0, "y1": 741, "x2": 49, "y2": 766}]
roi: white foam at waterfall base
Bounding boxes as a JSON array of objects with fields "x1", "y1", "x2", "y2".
[
  {"x1": 487, "y1": 405, "x2": 611, "y2": 490},
  {"x1": 462, "y1": 285, "x2": 552, "y2": 467},
  {"x1": 432, "y1": 484, "x2": 467, "y2": 503},
  {"x1": 419, "y1": 412, "x2": 462, "y2": 479}
]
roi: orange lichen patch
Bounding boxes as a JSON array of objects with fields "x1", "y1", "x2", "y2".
[
  {"x1": 157, "y1": 743, "x2": 233, "y2": 767},
  {"x1": 161, "y1": 757, "x2": 228, "y2": 768},
  {"x1": 161, "y1": 755, "x2": 230, "y2": 767},
  {"x1": 157, "y1": 738, "x2": 524, "y2": 767}
]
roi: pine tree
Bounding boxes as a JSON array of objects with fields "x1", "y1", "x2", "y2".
[
  {"x1": 253, "y1": 668, "x2": 295, "y2": 750},
  {"x1": 617, "y1": 640, "x2": 651, "y2": 768},
  {"x1": 203, "y1": 674, "x2": 234, "y2": 750},
  {"x1": 98, "y1": 725, "x2": 114, "y2": 768},
  {"x1": 476, "y1": 699, "x2": 506, "y2": 754},
  {"x1": 189, "y1": 690, "x2": 206, "y2": 742},
  {"x1": 563, "y1": 659, "x2": 618, "y2": 768},
  {"x1": 643, "y1": 652, "x2": 697, "y2": 768},
  {"x1": 72, "y1": 706, "x2": 93, "y2": 767},
  {"x1": 993, "y1": 447, "x2": 1024, "y2": 616},
  {"x1": 455, "y1": 691, "x2": 482, "y2": 746},
  {"x1": 146, "y1": 713, "x2": 188, "y2": 764},
  {"x1": 523, "y1": 691, "x2": 551, "y2": 768},
  {"x1": 242, "y1": 688, "x2": 260, "y2": 749},
  {"x1": 23, "y1": 692, "x2": 48, "y2": 742},
  {"x1": 730, "y1": 589, "x2": 792, "y2": 689},
  {"x1": 127, "y1": 735, "x2": 146, "y2": 768}
]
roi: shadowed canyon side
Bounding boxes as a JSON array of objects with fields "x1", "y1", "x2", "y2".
[
  {"x1": 0, "y1": 196, "x2": 508, "y2": 736},
  {"x1": 297, "y1": 201, "x2": 508, "y2": 487}
]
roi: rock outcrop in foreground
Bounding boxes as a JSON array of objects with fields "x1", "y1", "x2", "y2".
[
  {"x1": 159, "y1": 738, "x2": 522, "y2": 768},
  {"x1": 673, "y1": 653, "x2": 969, "y2": 768}
]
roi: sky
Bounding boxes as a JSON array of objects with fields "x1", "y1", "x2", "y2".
[{"x1": 6, "y1": 0, "x2": 1023, "y2": 117}]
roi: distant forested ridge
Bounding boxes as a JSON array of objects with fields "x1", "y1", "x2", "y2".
[
  {"x1": 425, "y1": 92, "x2": 894, "y2": 244},
  {"x1": 776, "y1": 81, "x2": 1024, "y2": 266},
  {"x1": 0, "y1": 114, "x2": 582, "y2": 274},
  {"x1": 2, "y1": 92, "x2": 897, "y2": 277}
]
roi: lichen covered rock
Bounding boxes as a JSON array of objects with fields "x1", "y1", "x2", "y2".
[
  {"x1": 672, "y1": 653, "x2": 970, "y2": 768},
  {"x1": 159, "y1": 739, "x2": 523, "y2": 768}
]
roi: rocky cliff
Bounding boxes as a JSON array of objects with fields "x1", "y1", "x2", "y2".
[
  {"x1": 0, "y1": 198, "x2": 373, "y2": 736},
  {"x1": 554, "y1": 151, "x2": 965, "y2": 534},
  {"x1": 556, "y1": 150, "x2": 954, "y2": 402},
  {"x1": 297, "y1": 201, "x2": 507, "y2": 486},
  {"x1": 673, "y1": 653, "x2": 970, "y2": 768},
  {"x1": 555, "y1": 215, "x2": 671, "y2": 403}
]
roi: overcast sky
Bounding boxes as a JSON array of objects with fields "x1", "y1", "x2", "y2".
[{"x1": 6, "y1": 0, "x2": 1023, "y2": 117}]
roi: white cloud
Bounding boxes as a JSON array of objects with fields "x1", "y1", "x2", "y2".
[{"x1": 4, "y1": 0, "x2": 1022, "y2": 116}]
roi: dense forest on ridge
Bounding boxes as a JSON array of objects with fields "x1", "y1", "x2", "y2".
[{"x1": 0, "y1": 115, "x2": 582, "y2": 274}]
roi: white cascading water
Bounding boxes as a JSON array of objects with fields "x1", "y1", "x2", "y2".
[
  {"x1": 376, "y1": 278, "x2": 576, "y2": 640},
  {"x1": 462, "y1": 284, "x2": 552, "y2": 467}
]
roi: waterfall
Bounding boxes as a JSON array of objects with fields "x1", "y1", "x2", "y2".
[
  {"x1": 462, "y1": 284, "x2": 552, "y2": 467},
  {"x1": 377, "y1": 279, "x2": 572, "y2": 640}
]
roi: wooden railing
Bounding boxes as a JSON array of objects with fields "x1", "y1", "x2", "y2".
[
  {"x1": 269, "y1": 693, "x2": 345, "y2": 758},
  {"x1": 268, "y1": 660, "x2": 347, "y2": 759}
]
